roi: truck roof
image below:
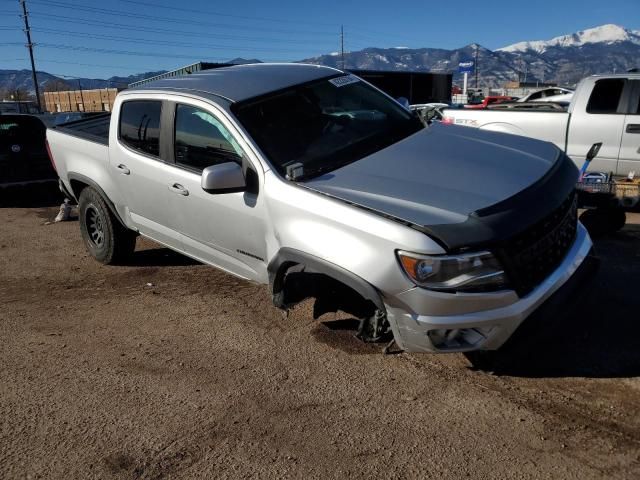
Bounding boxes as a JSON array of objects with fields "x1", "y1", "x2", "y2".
[{"x1": 131, "y1": 63, "x2": 341, "y2": 103}]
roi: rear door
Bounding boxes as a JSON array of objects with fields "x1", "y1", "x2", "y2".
[
  {"x1": 110, "y1": 99, "x2": 180, "y2": 248},
  {"x1": 566, "y1": 78, "x2": 627, "y2": 174},
  {"x1": 618, "y1": 80, "x2": 640, "y2": 176}
]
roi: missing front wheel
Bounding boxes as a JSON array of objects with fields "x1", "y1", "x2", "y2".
[{"x1": 356, "y1": 309, "x2": 392, "y2": 343}]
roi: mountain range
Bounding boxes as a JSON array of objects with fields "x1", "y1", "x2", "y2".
[
  {"x1": 302, "y1": 24, "x2": 640, "y2": 87},
  {"x1": 0, "y1": 70, "x2": 166, "y2": 96},
  {"x1": 1, "y1": 24, "x2": 639, "y2": 95}
]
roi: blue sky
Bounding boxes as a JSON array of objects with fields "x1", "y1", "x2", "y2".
[{"x1": 0, "y1": 0, "x2": 639, "y2": 82}]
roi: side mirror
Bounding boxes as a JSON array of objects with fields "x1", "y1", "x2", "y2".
[
  {"x1": 586, "y1": 142, "x2": 602, "y2": 161},
  {"x1": 201, "y1": 162, "x2": 246, "y2": 194}
]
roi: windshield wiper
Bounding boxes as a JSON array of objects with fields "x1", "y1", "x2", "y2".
[{"x1": 293, "y1": 159, "x2": 357, "y2": 181}]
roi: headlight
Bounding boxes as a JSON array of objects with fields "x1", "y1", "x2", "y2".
[{"x1": 397, "y1": 250, "x2": 509, "y2": 292}]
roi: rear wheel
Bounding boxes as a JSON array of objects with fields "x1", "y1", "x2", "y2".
[{"x1": 78, "y1": 187, "x2": 136, "y2": 264}]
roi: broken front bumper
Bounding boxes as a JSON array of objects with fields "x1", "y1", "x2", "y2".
[{"x1": 386, "y1": 223, "x2": 596, "y2": 353}]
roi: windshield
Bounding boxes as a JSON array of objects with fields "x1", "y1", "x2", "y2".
[{"x1": 232, "y1": 75, "x2": 423, "y2": 179}]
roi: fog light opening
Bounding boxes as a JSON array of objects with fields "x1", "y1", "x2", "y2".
[{"x1": 428, "y1": 327, "x2": 493, "y2": 351}]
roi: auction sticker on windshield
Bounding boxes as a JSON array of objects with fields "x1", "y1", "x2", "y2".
[{"x1": 329, "y1": 75, "x2": 360, "y2": 87}]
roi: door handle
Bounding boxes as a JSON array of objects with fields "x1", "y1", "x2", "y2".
[
  {"x1": 168, "y1": 183, "x2": 189, "y2": 196},
  {"x1": 626, "y1": 124, "x2": 640, "y2": 134},
  {"x1": 116, "y1": 164, "x2": 130, "y2": 175}
]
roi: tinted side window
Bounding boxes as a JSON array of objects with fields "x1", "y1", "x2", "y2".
[
  {"x1": 119, "y1": 100, "x2": 161, "y2": 157},
  {"x1": 586, "y1": 79, "x2": 625, "y2": 114},
  {"x1": 174, "y1": 104, "x2": 242, "y2": 171}
]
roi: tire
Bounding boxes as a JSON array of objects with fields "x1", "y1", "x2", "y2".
[
  {"x1": 78, "y1": 187, "x2": 136, "y2": 264},
  {"x1": 608, "y1": 208, "x2": 627, "y2": 232},
  {"x1": 579, "y1": 208, "x2": 626, "y2": 237}
]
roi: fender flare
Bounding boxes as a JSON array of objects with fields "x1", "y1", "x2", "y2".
[
  {"x1": 67, "y1": 173, "x2": 127, "y2": 228},
  {"x1": 267, "y1": 247, "x2": 385, "y2": 312}
]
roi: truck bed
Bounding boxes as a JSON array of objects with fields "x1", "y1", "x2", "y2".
[
  {"x1": 53, "y1": 113, "x2": 111, "y2": 146},
  {"x1": 441, "y1": 108, "x2": 570, "y2": 152}
]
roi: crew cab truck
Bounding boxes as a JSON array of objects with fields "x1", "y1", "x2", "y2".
[
  {"x1": 442, "y1": 74, "x2": 640, "y2": 176},
  {"x1": 47, "y1": 64, "x2": 596, "y2": 354}
]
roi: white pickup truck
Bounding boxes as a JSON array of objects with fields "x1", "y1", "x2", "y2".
[{"x1": 442, "y1": 74, "x2": 640, "y2": 176}]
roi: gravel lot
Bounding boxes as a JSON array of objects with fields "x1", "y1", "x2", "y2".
[{"x1": 1, "y1": 185, "x2": 639, "y2": 479}]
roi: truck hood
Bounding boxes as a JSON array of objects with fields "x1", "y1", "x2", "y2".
[{"x1": 304, "y1": 123, "x2": 562, "y2": 228}]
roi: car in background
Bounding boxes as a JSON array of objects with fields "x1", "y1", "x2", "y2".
[
  {"x1": 441, "y1": 74, "x2": 640, "y2": 176},
  {"x1": 464, "y1": 96, "x2": 516, "y2": 109},
  {"x1": 410, "y1": 103, "x2": 449, "y2": 124},
  {"x1": 0, "y1": 112, "x2": 105, "y2": 188},
  {"x1": 517, "y1": 87, "x2": 574, "y2": 103},
  {"x1": 0, "y1": 114, "x2": 56, "y2": 188},
  {"x1": 0, "y1": 100, "x2": 40, "y2": 115},
  {"x1": 488, "y1": 101, "x2": 569, "y2": 111}
]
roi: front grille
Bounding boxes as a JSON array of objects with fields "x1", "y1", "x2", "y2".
[{"x1": 496, "y1": 192, "x2": 577, "y2": 296}]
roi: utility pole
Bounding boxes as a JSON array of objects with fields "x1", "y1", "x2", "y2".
[
  {"x1": 77, "y1": 79, "x2": 85, "y2": 112},
  {"x1": 474, "y1": 44, "x2": 479, "y2": 89},
  {"x1": 19, "y1": 0, "x2": 41, "y2": 112},
  {"x1": 340, "y1": 25, "x2": 345, "y2": 70}
]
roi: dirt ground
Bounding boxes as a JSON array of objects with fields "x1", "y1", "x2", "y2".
[{"x1": 1, "y1": 185, "x2": 639, "y2": 479}]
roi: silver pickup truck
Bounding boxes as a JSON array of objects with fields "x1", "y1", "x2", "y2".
[
  {"x1": 442, "y1": 74, "x2": 640, "y2": 176},
  {"x1": 46, "y1": 64, "x2": 595, "y2": 354}
]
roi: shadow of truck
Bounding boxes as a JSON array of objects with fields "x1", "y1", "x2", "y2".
[{"x1": 467, "y1": 224, "x2": 640, "y2": 378}]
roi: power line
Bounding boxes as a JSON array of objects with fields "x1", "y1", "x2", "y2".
[
  {"x1": 37, "y1": 59, "x2": 161, "y2": 71},
  {"x1": 28, "y1": 0, "x2": 335, "y2": 36},
  {"x1": 28, "y1": 13, "x2": 334, "y2": 46},
  {"x1": 30, "y1": 27, "x2": 324, "y2": 54},
  {"x1": 115, "y1": 0, "x2": 336, "y2": 27},
  {"x1": 4, "y1": 42, "x2": 221, "y2": 60}
]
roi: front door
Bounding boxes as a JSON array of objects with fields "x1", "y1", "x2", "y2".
[
  {"x1": 618, "y1": 80, "x2": 640, "y2": 176},
  {"x1": 566, "y1": 78, "x2": 626, "y2": 174},
  {"x1": 164, "y1": 101, "x2": 268, "y2": 282}
]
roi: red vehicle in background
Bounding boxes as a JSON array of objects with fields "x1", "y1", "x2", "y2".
[{"x1": 464, "y1": 95, "x2": 514, "y2": 109}]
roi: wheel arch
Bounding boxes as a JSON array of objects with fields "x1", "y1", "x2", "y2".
[
  {"x1": 268, "y1": 247, "x2": 385, "y2": 313},
  {"x1": 68, "y1": 173, "x2": 127, "y2": 228}
]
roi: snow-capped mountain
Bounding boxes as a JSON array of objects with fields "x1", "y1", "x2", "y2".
[
  {"x1": 303, "y1": 24, "x2": 640, "y2": 88},
  {"x1": 498, "y1": 24, "x2": 640, "y2": 53}
]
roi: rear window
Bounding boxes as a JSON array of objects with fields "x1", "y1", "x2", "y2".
[
  {"x1": 586, "y1": 79, "x2": 625, "y2": 114},
  {"x1": 0, "y1": 122, "x2": 19, "y2": 130},
  {"x1": 119, "y1": 100, "x2": 162, "y2": 157}
]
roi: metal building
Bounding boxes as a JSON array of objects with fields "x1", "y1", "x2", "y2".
[{"x1": 127, "y1": 62, "x2": 235, "y2": 88}]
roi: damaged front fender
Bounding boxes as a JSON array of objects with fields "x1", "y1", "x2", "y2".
[{"x1": 268, "y1": 248, "x2": 391, "y2": 341}]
